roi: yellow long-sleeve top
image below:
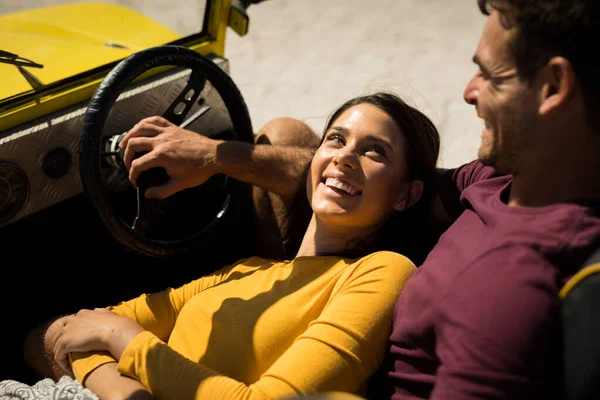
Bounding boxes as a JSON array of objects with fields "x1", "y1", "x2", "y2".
[{"x1": 70, "y1": 251, "x2": 415, "y2": 400}]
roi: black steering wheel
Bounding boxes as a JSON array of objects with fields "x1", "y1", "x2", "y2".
[{"x1": 79, "y1": 45, "x2": 253, "y2": 257}]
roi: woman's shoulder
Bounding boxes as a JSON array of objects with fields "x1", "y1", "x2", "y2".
[
  {"x1": 352, "y1": 250, "x2": 417, "y2": 274},
  {"x1": 229, "y1": 256, "x2": 287, "y2": 269},
  {"x1": 338, "y1": 251, "x2": 417, "y2": 294}
]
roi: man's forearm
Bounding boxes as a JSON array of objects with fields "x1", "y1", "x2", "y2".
[{"x1": 215, "y1": 141, "x2": 315, "y2": 200}]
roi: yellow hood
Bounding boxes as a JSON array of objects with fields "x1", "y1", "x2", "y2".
[{"x1": 0, "y1": 2, "x2": 181, "y2": 100}]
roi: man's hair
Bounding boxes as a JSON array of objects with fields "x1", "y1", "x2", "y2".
[{"x1": 478, "y1": 0, "x2": 599, "y2": 131}]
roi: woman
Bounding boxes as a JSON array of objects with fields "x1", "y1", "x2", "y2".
[{"x1": 51, "y1": 92, "x2": 440, "y2": 400}]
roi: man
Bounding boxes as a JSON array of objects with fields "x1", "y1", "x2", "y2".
[
  {"x1": 368, "y1": 1, "x2": 600, "y2": 399},
  {"x1": 25, "y1": 0, "x2": 600, "y2": 399}
]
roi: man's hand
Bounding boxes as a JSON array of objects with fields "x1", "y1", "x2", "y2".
[
  {"x1": 119, "y1": 116, "x2": 222, "y2": 199},
  {"x1": 120, "y1": 114, "x2": 317, "y2": 202}
]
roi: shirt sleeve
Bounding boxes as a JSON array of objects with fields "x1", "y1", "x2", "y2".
[
  {"x1": 431, "y1": 246, "x2": 562, "y2": 400},
  {"x1": 116, "y1": 251, "x2": 416, "y2": 400},
  {"x1": 70, "y1": 256, "x2": 260, "y2": 382},
  {"x1": 438, "y1": 160, "x2": 499, "y2": 219}
]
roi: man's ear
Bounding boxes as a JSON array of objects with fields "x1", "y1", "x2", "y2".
[
  {"x1": 394, "y1": 180, "x2": 424, "y2": 211},
  {"x1": 539, "y1": 56, "x2": 576, "y2": 116}
]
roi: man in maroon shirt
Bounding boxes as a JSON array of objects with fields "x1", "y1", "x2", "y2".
[
  {"x1": 25, "y1": 0, "x2": 600, "y2": 399},
  {"x1": 367, "y1": 1, "x2": 600, "y2": 399}
]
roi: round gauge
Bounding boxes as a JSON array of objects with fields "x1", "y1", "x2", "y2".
[{"x1": 0, "y1": 162, "x2": 30, "y2": 227}]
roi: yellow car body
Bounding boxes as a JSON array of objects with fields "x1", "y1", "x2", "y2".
[{"x1": 0, "y1": 0, "x2": 244, "y2": 132}]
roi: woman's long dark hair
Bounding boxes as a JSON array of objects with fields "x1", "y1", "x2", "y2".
[{"x1": 322, "y1": 92, "x2": 441, "y2": 264}]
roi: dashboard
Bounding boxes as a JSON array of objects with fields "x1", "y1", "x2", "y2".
[{"x1": 0, "y1": 55, "x2": 232, "y2": 229}]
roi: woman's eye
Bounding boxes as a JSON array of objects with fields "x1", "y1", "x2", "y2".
[
  {"x1": 366, "y1": 145, "x2": 387, "y2": 158},
  {"x1": 325, "y1": 133, "x2": 345, "y2": 145}
]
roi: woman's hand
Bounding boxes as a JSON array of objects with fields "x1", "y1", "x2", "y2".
[{"x1": 53, "y1": 308, "x2": 146, "y2": 373}]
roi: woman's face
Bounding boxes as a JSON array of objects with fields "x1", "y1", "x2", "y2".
[{"x1": 307, "y1": 103, "x2": 414, "y2": 231}]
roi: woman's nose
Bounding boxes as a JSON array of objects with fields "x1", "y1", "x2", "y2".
[{"x1": 333, "y1": 150, "x2": 359, "y2": 170}]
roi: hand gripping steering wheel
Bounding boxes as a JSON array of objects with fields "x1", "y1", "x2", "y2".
[{"x1": 79, "y1": 45, "x2": 253, "y2": 257}]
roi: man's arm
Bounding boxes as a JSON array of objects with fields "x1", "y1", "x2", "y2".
[
  {"x1": 119, "y1": 116, "x2": 315, "y2": 201},
  {"x1": 428, "y1": 160, "x2": 501, "y2": 229},
  {"x1": 215, "y1": 140, "x2": 315, "y2": 200}
]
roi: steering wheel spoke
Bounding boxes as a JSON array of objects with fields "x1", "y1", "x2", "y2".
[{"x1": 162, "y1": 69, "x2": 206, "y2": 126}]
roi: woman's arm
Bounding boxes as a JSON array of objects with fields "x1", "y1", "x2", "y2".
[
  {"x1": 112, "y1": 252, "x2": 415, "y2": 400},
  {"x1": 83, "y1": 362, "x2": 154, "y2": 400},
  {"x1": 105, "y1": 259, "x2": 253, "y2": 338},
  {"x1": 68, "y1": 258, "x2": 256, "y2": 383}
]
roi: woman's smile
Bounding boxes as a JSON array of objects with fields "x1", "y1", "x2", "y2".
[{"x1": 322, "y1": 177, "x2": 362, "y2": 198}]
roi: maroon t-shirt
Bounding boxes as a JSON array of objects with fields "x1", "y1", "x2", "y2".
[{"x1": 369, "y1": 160, "x2": 600, "y2": 400}]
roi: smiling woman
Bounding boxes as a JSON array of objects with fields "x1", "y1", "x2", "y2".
[
  {"x1": 306, "y1": 101, "x2": 421, "y2": 257},
  {"x1": 306, "y1": 93, "x2": 442, "y2": 262},
  {"x1": 30, "y1": 91, "x2": 440, "y2": 400}
]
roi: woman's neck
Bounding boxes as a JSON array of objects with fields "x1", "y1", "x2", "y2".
[{"x1": 295, "y1": 214, "x2": 378, "y2": 258}]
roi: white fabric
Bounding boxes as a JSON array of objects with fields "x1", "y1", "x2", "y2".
[{"x1": 0, "y1": 376, "x2": 98, "y2": 400}]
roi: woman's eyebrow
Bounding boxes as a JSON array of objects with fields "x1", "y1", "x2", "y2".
[
  {"x1": 327, "y1": 126, "x2": 348, "y2": 134},
  {"x1": 364, "y1": 135, "x2": 394, "y2": 153},
  {"x1": 327, "y1": 126, "x2": 394, "y2": 152}
]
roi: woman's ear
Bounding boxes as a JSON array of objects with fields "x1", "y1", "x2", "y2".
[{"x1": 394, "y1": 180, "x2": 424, "y2": 211}]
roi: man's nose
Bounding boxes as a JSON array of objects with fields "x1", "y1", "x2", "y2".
[{"x1": 463, "y1": 75, "x2": 479, "y2": 105}]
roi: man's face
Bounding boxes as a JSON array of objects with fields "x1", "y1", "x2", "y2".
[{"x1": 463, "y1": 10, "x2": 540, "y2": 175}]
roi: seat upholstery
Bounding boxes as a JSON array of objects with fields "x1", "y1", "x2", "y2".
[{"x1": 560, "y1": 248, "x2": 600, "y2": 400}]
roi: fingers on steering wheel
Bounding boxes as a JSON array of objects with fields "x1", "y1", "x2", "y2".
[
  {"x1": 144, "y1": 115, "x2": 171, "y2": 127},
  {"x1": 124, "y1": 137, "x2": 155, "y2": 169},
  {"x1": 129, "y1": 153, "x2": 165, "y2": 186},
  {"x1": 120, "y1": 119, "x2": 165, "y2": 148}
]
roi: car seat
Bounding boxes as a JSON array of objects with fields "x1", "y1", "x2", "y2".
[{"x1": 560, "y1": 247, "x2": 600, "y2": 400}]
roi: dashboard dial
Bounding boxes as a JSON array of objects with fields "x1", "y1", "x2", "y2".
[{"x1": 0, "y1": 163, "x2": 30, "y2": 227}]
